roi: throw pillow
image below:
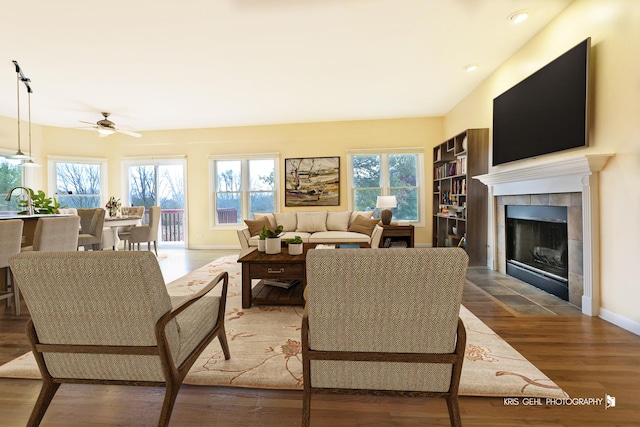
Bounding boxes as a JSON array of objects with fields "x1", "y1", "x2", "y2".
[
  {"x1": 254, "y1": 213, "x2": 277, "y2": 230},
  {"x1": 244, "y1": 216, "x2": 271, "y2": 237},
  {"x1": 349, "y1": 210, "x2": 374, "y2": 226},
  {"x1": 326, "y1": 211, "x2": 352, "y2": 231},
  {"x1": 274, "y1": 212, "x2": 297, "y2": 232},
  {"x1": 347, "y1": 215, "x2": 380, "y2": 236},
  {"x1": 296, "y1": 211, "x2": 328, "y2": 233}
]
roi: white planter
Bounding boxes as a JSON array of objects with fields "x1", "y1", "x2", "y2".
[
  {"x1": 288, "y1": 243, "x2": 303, "y2": 255},
  {"x1": 257, "y1": 239, "x2": 266, "y2": 252},
  {"x1": 265, "y1": 237, "x2": 281, "y2": 254}
]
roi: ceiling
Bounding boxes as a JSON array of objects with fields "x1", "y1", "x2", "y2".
[{"x1": 0, "y1": 0, "x2": 574, "y2": 133}]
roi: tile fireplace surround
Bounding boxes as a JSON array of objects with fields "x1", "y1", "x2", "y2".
[{"x1": 475, "y1": 154, "x2": 612, "y2": 316}]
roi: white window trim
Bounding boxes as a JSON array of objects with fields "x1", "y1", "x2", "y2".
[
  {"x1": 347, "y1": 148, "x2": 425, "y2": 227},
  {"x1": 209, "y1": 152, "x2": 280, "y2": 230}
]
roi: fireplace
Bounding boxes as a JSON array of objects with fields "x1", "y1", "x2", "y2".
[
  {"x1": 506, "y1": 205, "x2": 569, "y2": 300},
  {"x1": 474, "y1": 154, "x2": 612, "y2": 316}
]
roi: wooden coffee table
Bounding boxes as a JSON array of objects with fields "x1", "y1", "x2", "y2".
[{"x1": 237, "y1": 242, "x2": 369, "y2": 308}]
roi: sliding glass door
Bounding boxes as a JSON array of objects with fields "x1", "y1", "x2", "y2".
[{"x1": 124, "y1": 159, "x2": 186, "y2": 247}]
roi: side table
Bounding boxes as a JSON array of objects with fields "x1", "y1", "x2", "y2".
[{"x1": 379, "y1": 224, "x2": 415, "y2": 248}]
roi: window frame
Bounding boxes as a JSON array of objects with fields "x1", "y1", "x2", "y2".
[
  {"x1": 47, "y1": 155, "x2": 108, "y2": 209},
  {"x1": 347, "y1": 148, "x2": 425, "y2": 227},
  {"x1": 209, "y1": 153, "x2": 280, "y2": 229},
  {"x1": 0, "y1": 151, "x2": 25, "y2": 213}
]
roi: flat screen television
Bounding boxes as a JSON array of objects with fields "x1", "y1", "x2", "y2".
[{"x1": 492, "y1": 38, "x2": 590, "y2": 166}]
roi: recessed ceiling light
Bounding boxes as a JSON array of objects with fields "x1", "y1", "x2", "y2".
[
  {"x1": 464, "y1": 64, "x2": 478, "y2": 73},
  {"x1": 509, "y1": 10, "x2": 529, "y2": 24}
]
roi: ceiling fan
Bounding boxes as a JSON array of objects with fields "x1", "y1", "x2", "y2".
[{"x1": 79, "y1": 112, "x2": 141, "y2": 138}]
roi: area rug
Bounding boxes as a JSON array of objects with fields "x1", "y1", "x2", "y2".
[{"x1": 0, "y1": 254, "x2": 567, "y2": 398}]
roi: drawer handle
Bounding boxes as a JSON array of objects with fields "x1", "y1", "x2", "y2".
[{"x1": 267, "y1": 268, "x2": 285, "y2": 274}]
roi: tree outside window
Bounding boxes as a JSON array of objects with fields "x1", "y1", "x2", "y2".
[
  {"x1": 55, "y1": 162, "x2": 102, "y2": 208},
  {"x1": 351, "y1": 152, "x2": 421, "y2": 222},
  {"x1": 0, "y1": 158, "x2": 22, "y2": 212},
  {"x1": 212, "y1": 157, "x2": 276, "y2": 225}
]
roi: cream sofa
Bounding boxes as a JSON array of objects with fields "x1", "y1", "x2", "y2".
[{"x1": 237, "y1": 211, "x2": 383, "y2": 249}]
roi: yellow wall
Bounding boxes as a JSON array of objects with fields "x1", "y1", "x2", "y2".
[
  {"x1": 445, "y1": 0, "x2": 640, "y2": 326},
  {"x1": 0, "y1": 117, "x2": 444, "y2": 247}
]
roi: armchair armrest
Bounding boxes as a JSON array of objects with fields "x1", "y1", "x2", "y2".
[{"x1": 155, "y1": 272, "x2": 229, "y2": 372}]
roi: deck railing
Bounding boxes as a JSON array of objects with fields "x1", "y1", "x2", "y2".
[{"x1": 159, "y1": 209, "x2": 184, "y2": 242}]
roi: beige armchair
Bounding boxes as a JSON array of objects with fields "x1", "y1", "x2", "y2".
[
  {"x1": 0, "y1": 219, "x2": 23, "y2": 315},
  {"x1": 128, "y1": 205, "x2": 161, "y2": 255},
  {"x1": 9, "y1": 251, "x2": 230, "y2": 427},
  {"x1": 77, "y1": 208, "x2": 106, "y2": 251},
  {"x1": 303, "y1": 248, "x2": 469, "y2": 427}
]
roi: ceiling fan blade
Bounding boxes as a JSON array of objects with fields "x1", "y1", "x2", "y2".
[
  {"x1": 116, "y1": 128, "x2": 142, "y2": 138},
  {"x1": 79, "y1": 120, "x2": 98, "y2": 125}
]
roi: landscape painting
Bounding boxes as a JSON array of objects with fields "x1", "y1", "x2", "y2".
[{"x1": 285, "y1": 156, "x2": 340, "y2": 206}]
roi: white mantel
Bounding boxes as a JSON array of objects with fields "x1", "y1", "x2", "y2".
[{"x1": 474, "y1": 154, "x2": 613, "y2": 316}]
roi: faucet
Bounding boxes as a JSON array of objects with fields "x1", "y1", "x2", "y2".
[{"x1": 5, "y1": 186, "x2": 34, "y2": 215}]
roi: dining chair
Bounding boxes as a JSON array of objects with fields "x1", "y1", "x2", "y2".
[
  {"x1": 303, "y1": 247, "x2": 469, "y2": 427},
  {"x1": 128, "y1": 206, "x2": 161, "y2": 255},
  {"x1": 117, "y1": 206, "x2": 145, "y2": 249},
  {"x1": 9, "y1": 250, "x2": 230, "y2": 427},
  {"x1": 77, "y1": 208, "x2": 106, "y2": 251},
  {"x1": 22, "y1": 216, "x2": 81, "y2": 252},
  {"x1": 0, "y1": 219, "x2": 24, "y2": 315}
]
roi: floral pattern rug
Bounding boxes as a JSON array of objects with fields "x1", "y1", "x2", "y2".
[{"x1": 0, "y1": 254, "x2": 567, "y2": 398}]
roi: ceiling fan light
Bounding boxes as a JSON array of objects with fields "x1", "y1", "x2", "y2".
[{"x1": 97, "y1": 127, "x2": 116, "y2": 136}]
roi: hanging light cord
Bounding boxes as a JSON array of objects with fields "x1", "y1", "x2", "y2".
[{"x1": 16, "y1": 73, "x2": 21, "y2": 153}]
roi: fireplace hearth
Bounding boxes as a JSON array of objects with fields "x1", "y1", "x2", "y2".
[{"x1": 506, "y1": 205, "x2": 569, "y2": 300}]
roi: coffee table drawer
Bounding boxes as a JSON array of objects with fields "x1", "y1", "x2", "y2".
[{"x1": 250, "y1": 263, "x2": 304, "y2": 278}]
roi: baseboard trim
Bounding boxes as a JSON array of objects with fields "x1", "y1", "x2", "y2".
[
  {"x1": 187, "y1": 245, "x2": 242, "y2": 250},
  {"x1": 599, "y1": 308, "x2": 640, "y2": 336}
]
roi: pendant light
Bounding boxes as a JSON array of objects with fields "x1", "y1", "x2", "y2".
[
  {"x1": 10, "y1": 65, "x2": 31, "y2": 160},
  {"x1": 22, "y1": 88, "x2": 41, "y2": 168}
]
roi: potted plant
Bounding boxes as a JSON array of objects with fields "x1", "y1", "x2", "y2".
[
  {"x1": 262, "y1": 224, "x2": 284, "y2": 254},
  {"x1": 286, "y1": 235, "x2": 304, "y2": 255},
  {"x1": 257, "y1": 229, "x2": 267, "y2": 252},
  {"x1": 16, "y1": 189, "x2": 61, "y2": 215}
]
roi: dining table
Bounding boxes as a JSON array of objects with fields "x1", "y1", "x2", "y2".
[{"x1": 103, "y1": 215, "x2": 143, "y2": 250}]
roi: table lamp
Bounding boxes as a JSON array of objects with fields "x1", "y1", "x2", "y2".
[{"x1": 376, "y1": 195, "x2": 397, "y2": 225}]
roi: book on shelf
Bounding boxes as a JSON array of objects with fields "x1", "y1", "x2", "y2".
[
  {"x1": 315, "y1": 244, "x2": 336, "y2": 249},
  {"x1": 259, "y1": 279, "x2": 301, "y2": 289}
]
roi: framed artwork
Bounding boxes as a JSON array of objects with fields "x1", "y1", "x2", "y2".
[{"x1": 284, "y1": 156, "x2": 340, "y2": 207}]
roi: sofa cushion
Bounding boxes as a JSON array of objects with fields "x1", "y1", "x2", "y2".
[
  {"x1": 248, "y1": 232, "x2": 311, "y2": 246},
  {"x1": 254, "y1": 213, "x2": 277, "y2": 230},
  {"x1": 296, "y1": 211, "x2": 328, "y2": 233},
  {"x1": 309, "y1": 231, "x2": 371, "y2": 243},
  {"x1": 349, "y1": 210, "x2": 374, "y2": 226},
  {"x1": 347, "y1": 215, "x2": 380, "y2": 236},
  {"x1": 274, "y1": 212, "x2": 297, "y2": 231},
  {"x1": 326, "y1": 211, "x2": 351, "y2": 231},
  {"x1": 244, "y1": 216, "x2": 271, "y2": 237}
]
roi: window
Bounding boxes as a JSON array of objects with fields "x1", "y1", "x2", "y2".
[
  {"x1": 0, "y1": 157, "x2": 23, "y2": 213},
  {"x1": 48, "y1": 157, "x2": 108, "y2": 209},
  {"x1": 348, "y1": 150, "x2": 423, "y2": 224},
  {"x1": 211, "y1": 155, "x2": 278, "y2": 226}
]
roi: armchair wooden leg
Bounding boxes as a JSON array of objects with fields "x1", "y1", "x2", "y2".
[
  {"x1": 302, "y1": 391, "x2": 311, "y2": 427},
  {"x1": 157, "y1": 382, "x2": 180, "y2": 427},
  {"x1": 153, "y1": 240, "x2": 158, "y2": 256},
  {"x1": 27, "y1": 379, "x2": 60, "y2": 427},
  {"x1": 446, "y1": 396, "x2": 462, "y2": 427},
  {"x1": 218, "y1": 328, "x2": 231, "y2": 360}
]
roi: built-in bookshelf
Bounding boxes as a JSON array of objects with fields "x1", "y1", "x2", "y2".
[{"x1": 432, "y1": 129, "x2": 488, "y2": 266}]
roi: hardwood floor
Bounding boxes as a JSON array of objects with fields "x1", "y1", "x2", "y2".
[{"x1": 1, "y1": 248, "x2": 639, "y2": 426}]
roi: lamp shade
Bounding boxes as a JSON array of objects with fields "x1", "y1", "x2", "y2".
[{"x1": 376, "y1": 196, "x2": 397, "y2": 209}]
